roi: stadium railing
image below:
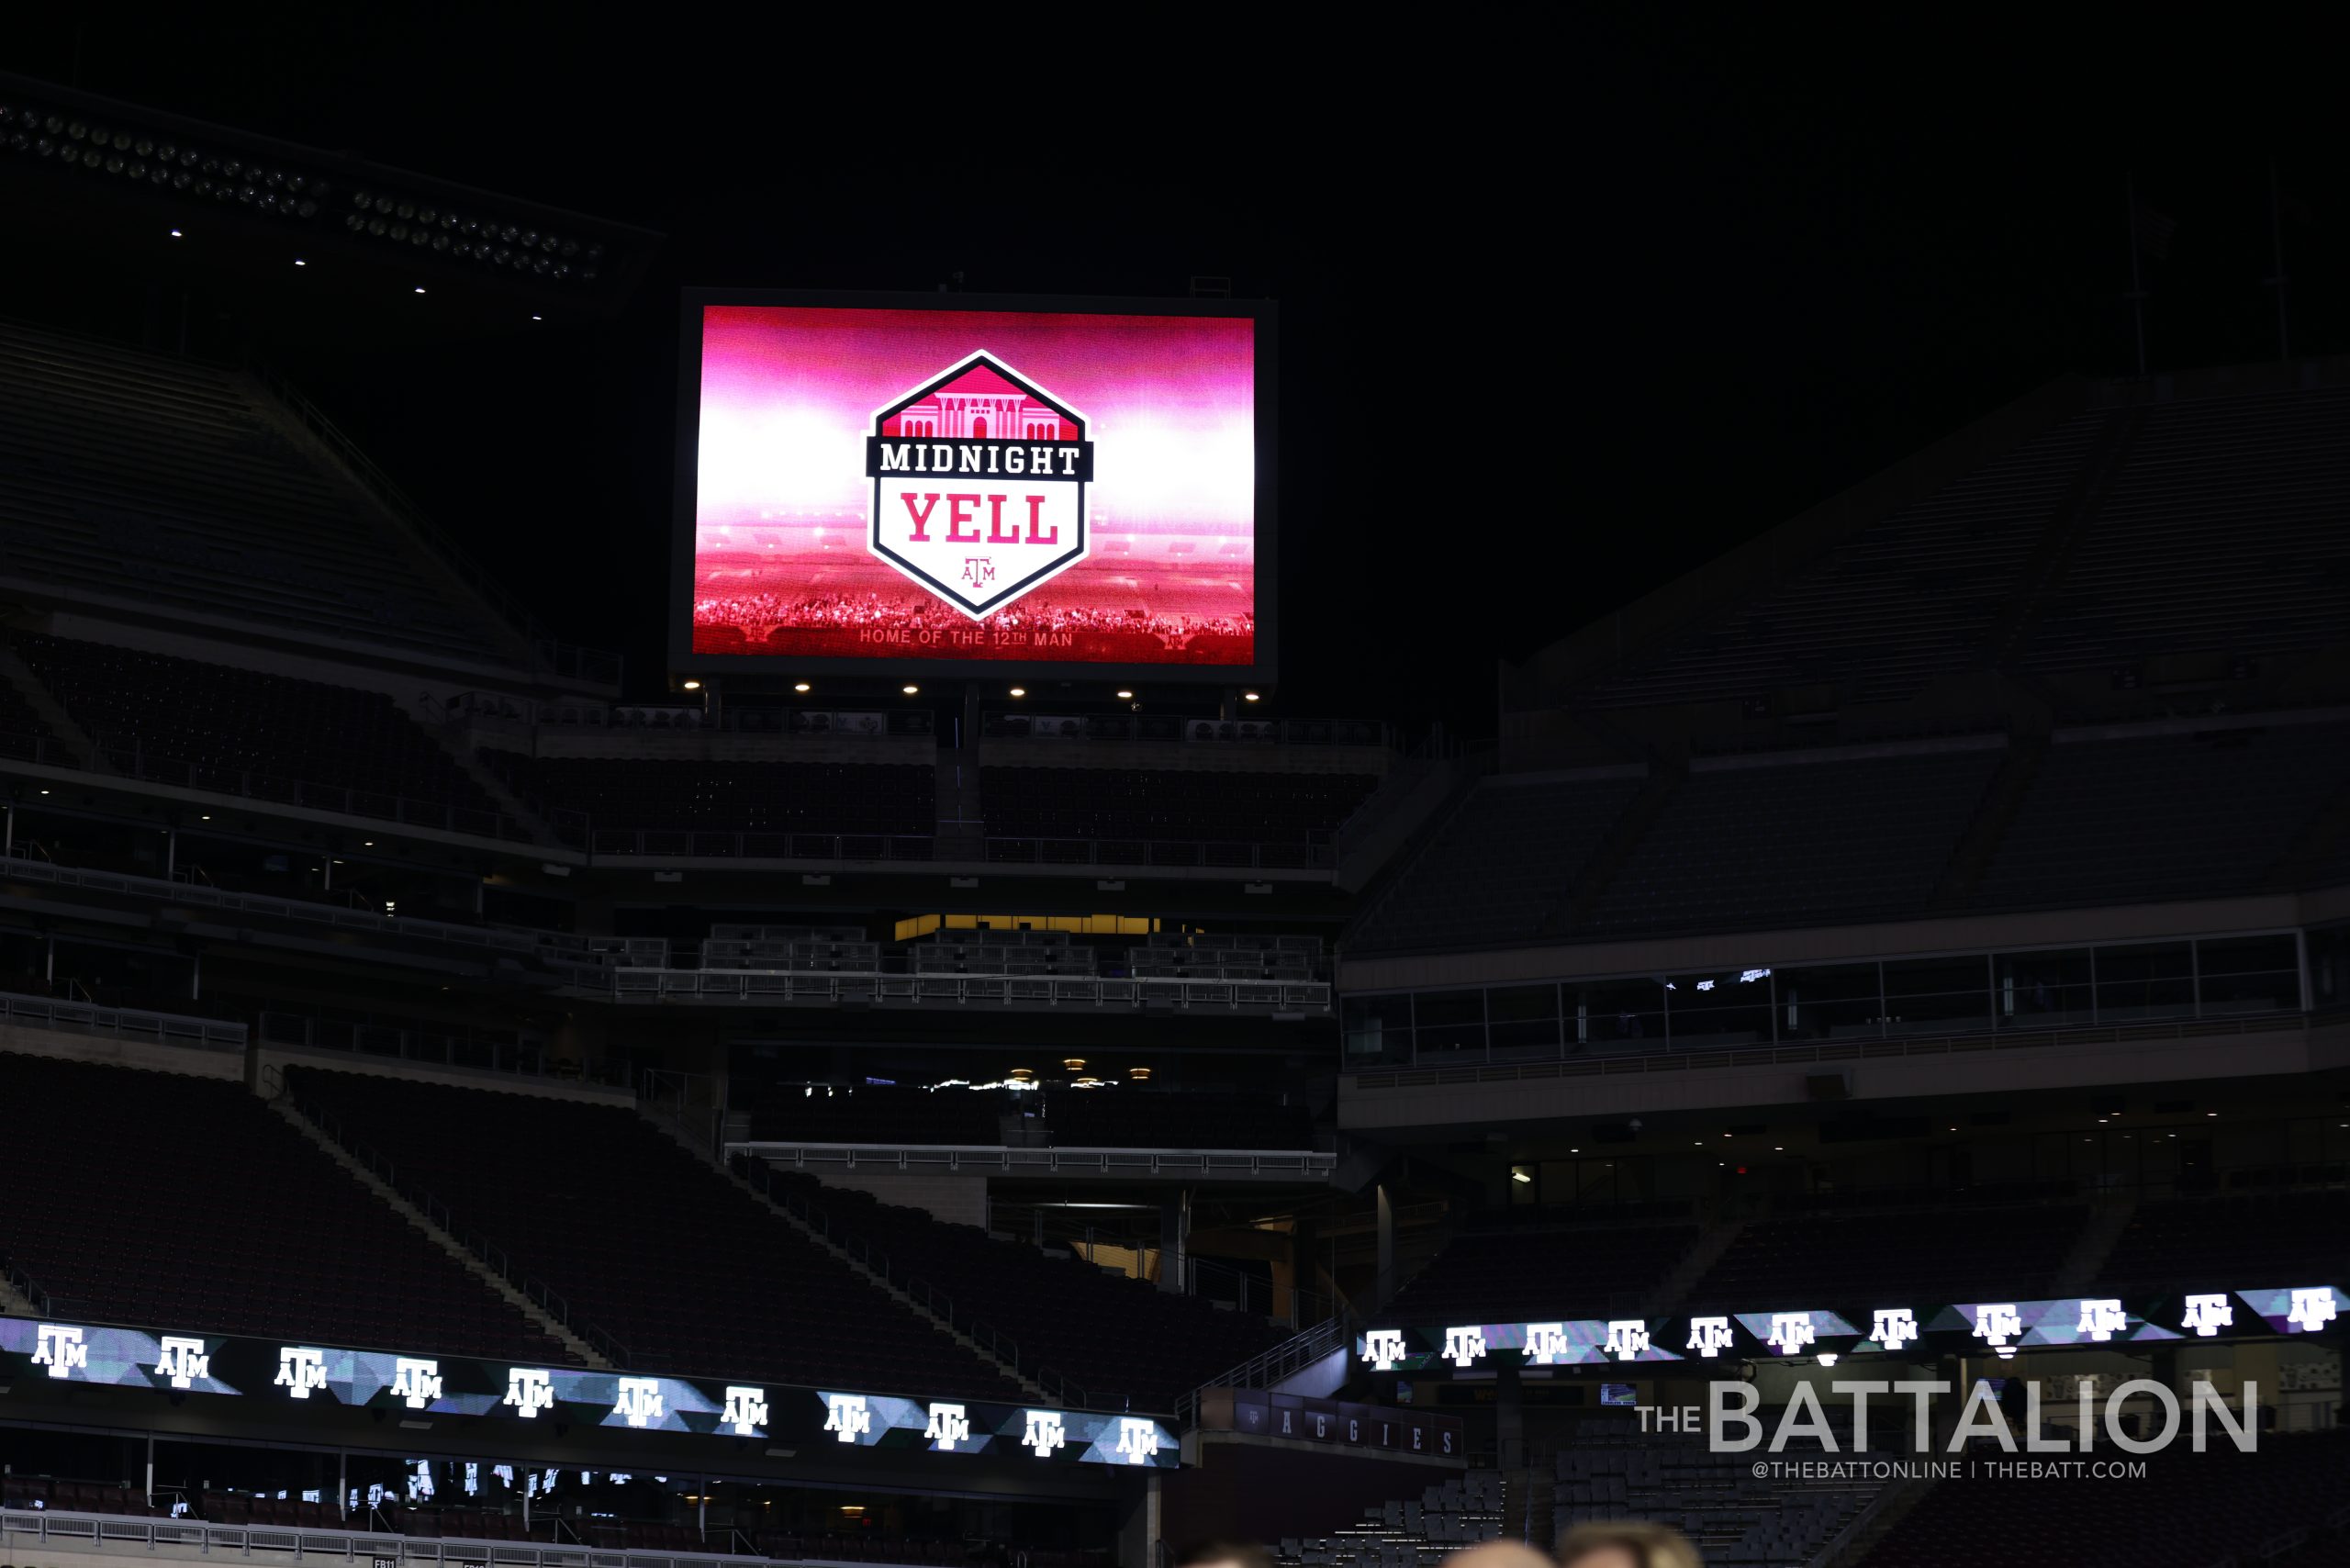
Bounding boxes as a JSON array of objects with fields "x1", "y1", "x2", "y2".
[
  {"x1": 94, "y1": 737, "x2": 537, "y2": 842},
  {"x1": 1173, "y1": 1315, "x2": 1349, "y2": 1430},
  {"x1": 256, "y1": 1012, "x2": 632, "y2": 1089},
  {"x1": 1347, "y1": 1011, "x2": 2309, "y2": 1092},
  {"x1": 979, "y1": 712, "x2": 1392, "y2": 747},
  {"x1": 0, "y1": 1506, "x2": 788, "y2": 1568},
  {"x1": 983, "y1": 835, "x2": 1337, "y2": 869},
  {"x1": 741, "y1": 1141, "x2": 1337, "y2": 1182},
  {"x1": 0, "y1": 856, "x2": 627, "y2": 979},
  {"x1": 622, "y1": 968, "x2": 1332, "y2": 1013},
  {"x1": 727, "y1": 1153, "x2": 1091, "y2": 1409},
  {"x1": 0, "y1": 987, "x2": 246, "y2": 1050},
  {"x1": 248, "y1": 361, "x2": 622, "y2": 690},
  {"x1": 589, "y1": 829, "x2": 936, "y2": 861},
  {"x1": 0, "y1": 728, "x2": 80, "y2": 766},
  {"x1": 274, "y1": 1070, "x2": 632, "y2": 1369}
]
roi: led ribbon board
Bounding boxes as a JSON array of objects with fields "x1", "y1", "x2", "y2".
[
  {"x1": 1360, "y1": 1286, "x2": 2346, "y2": 1371},
  {"x1": 0, "y1": 1316, "x2": 1173, "y2": 1469}
]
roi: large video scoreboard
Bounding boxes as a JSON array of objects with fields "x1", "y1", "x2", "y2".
[{"x1": 672, "y1": 290, "x2": 1273, "y2": 684}]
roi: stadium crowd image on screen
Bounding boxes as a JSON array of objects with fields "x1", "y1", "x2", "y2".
[{"x1": 674, "y1": 291, "x2": 1275, "y2": 681}]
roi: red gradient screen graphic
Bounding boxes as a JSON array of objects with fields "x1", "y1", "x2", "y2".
[{"x1": 690, "y1": 305, "x2": 1258, "y2": 666}]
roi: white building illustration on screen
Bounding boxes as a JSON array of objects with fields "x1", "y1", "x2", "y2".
[{"x1": 891, "y1": 387, "x2": 1067, "y2": 442}]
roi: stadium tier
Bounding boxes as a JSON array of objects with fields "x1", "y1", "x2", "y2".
[
  {"x1": 0, "y1": 1051, "x2": 563, "y2": 1361},
  {"x1": 11, "y1": 633, "x2": 514, "y2": 825},
  {"x1": 759, "y1": 1169, "x2": 1287, "y2": 1411},
  {"x1": 743, "y1": 1085, "x2": 1315, "y2": 1152},
  {"x1": 285, "y1": 1067, "x2": 1024, "y2": 1400},
  {"x1": 1681, "y1": 1202, "x2": 2089, "y2": 1313},
  {"x1": 979, "y1": 766, "x2": 1376, "y2": 846},
  {"x1": 1970, "y1": 721, "x2": 2350, "y2": 909},
  {"x1": 1857, "y1": 1429, "x2": 2350, "y2": 1568},
  {"x1": 2090, "y1": 1191, "x2": 2350, "y2": 1296},
  {"x1": 1561, "y1": 383, "x2": 2350, "y2": 712},
  {"x1": 0, "y1": 321, "x2": 523, "y2": 668},
  {"x1": 480, "y1": 751, "x2": 937, "y2": 839},
  {"x1": 1378, "y1": 1220, "x2": 1700, "y2": 1327},
  {"x1": 1351, "y1": 715, "x2": 2347, "y2": 955}
]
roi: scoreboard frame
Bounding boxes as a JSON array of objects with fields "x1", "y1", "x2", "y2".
[{"x1": 668, "y1": 286, "x2": 1280, "y2": 689}]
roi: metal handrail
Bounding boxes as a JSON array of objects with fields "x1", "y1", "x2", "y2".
[
  {"x1": 2, "y1": 854, "x2": 636, "y2": 975},
  {"x1": 283, "y1": 1087, "x2": 632, "y2": 1368},
  {"x1": 0, "y1": 1506, "x2": 867, "y2": 1568},
  {"x1": 1350, "y1": 1011, "x2": 2311, "y2": 1089},
  {"x1": 0, "y1": 988, "x2": 246, "y2": 1049},
  {"x1": 728, "y1": 1154, "x2": 1093, "y2": 1409},
  {"x1": 247, "y1": 363, "x2": 620, "y2": 689},
  {"x1": 618, "y1": 968, "x2": 1332, "y2": 1014},
  {"x1": 1175, "y1": 1315, "x2": 1347, "y2": 1428}
]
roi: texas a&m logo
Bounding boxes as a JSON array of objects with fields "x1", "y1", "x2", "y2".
[{"x1": 866, "y1": 353, "x2": 1092, "y2": 617}]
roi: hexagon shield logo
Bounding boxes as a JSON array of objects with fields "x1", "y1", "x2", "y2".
[{"x1": 864, "y1": 352, "x2": 1093, "y2": 617}]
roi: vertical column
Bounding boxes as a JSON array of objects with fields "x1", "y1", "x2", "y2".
[
  {"x1": 1158, "y1": 1192, "x2": 1191, "y2": 1295},
  {"x1": 1495, "y1": 1357, "x2": 1524, "y2": 1470},
  {"x1": 1375, "y1": 1182, "x2": 1396, "y2": 1290}
]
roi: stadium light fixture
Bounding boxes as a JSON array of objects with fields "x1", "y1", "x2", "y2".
[
  {"x1": 1242, "y1": 691, "x2": 1261, "y2": 702},
  {"x1": 1009, "y1": 687, "x2": 1025, "y2": 698},
  {"x1": 169, "y1": 228, "x2": 182, "y2": 237},
  {"x1": 793, "y1": 682, "x2": 811, "y2": 693},
  {"x1": 901, "y1": 684, "x2": 920, "y2": 695},
  {"x1": 1115, "y1": 689, "x2": 1135, "y2": 700},
  {"x1": 294, "y1": 258, "x2": 306, "y2": 266},
  {"x1": 1511, "y1": 1170, "x2": 1532, "y2": 1184},
  {"x1": 680, "y1": 679, "x2": 701, "y2": 691}
]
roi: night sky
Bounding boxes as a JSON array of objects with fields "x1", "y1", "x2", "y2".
[{"x1": 6, "y1": 18, "x2": 2340, "y2": 734}]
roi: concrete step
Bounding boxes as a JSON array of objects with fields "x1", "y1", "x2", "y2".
[
  {"x1": 722, "y1": 1153, "x2": 1051, "y2": 1404},
  {"x1": 268, "y1": 1096, "x2": 610, "y2": 1369}
]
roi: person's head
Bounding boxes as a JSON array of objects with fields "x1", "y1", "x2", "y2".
[
  {"x1": 1557, "y1": 1522, "x2": 1703, "y2": 1568},
  {"x1": 1446, "y1": 1544, "x2": 1556, "y2": 1568},
  {"x1": 1175, "y1": 1542, "x2": 1274, "y2": 1568}
]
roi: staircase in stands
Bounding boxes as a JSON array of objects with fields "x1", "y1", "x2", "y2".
[
  {"x1": 266, "y1": 1094, "x2": 611, "y2": 1368},
  {"x1": 2047, "y1": 1193, "x2": 2140, "y2": 1298},
  {"x1": 934, "y1": 744, "x2": 986, "y2": 860},
  {"x1": 0, "y1": 642, "x2": 107, "y2": 770}
]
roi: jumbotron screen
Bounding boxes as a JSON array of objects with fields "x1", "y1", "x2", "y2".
[{"x1": 675, "y1": 292, "x2": 1271, "y2": 678}]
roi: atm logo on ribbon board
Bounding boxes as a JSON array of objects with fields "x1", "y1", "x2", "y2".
[{"x1": 866, "y1": 353, "x2": 1093, "y2": 617}]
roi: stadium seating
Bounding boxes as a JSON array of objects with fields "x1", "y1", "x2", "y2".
[
  {"x1": 763, "y1": 1169, "x2": 1287, "y2": 1410},
  {"x1": 1972, "y1": 722, "x2": 2350, "y2": 911},
  {"x1": 1576, "y1": 411, "x2": 2114, "y2": 709},
  {"x1": 979, "y1": 767, "x2": 1376, "y2": 846},
  {"x1": 744, "y1": 1086, "x2": 1314, "y2": 1152},
  {"x1": 1584, "y1": 746, "x2": 2002, "y2": 936},
  {"x1": 0, "y1": 673, "x2": 50, "y2": 757},
  {"x1": 1574, "y1": 386, "x2": 2350, "y2": 712},
  {"x1": 1684, "y1": 1203, "x2": 2088, "y2": 1312},
  {"x1": 0, "y1": 1051, "x2": 562, "y2": 1361},
  {"x1": 11, "y1": 634, "x2": 507, "y2": 819},
  {"x1": 482, "y1": 752, "x2": 935, "y2": 838},
  {"x1": 2092, "y1": 1190, "x2": 2350, "y2": 1295},
  {"x1": 2015, "y1": 388, "x2": 2350, "y2": 677},
  {"x1": 1550, "y1": 1413, "x2": 1888, "y2": 1568},
  {"x1": 1860, "y1": 1429, "x2": 2350, "y2": 1568},
  {"x1": 1349, "y1": 772, "x2": 1646, "y2": 951},
  {"x1": 285, "y1": 1067, "x2": 1023, "y2": 1400},
  {"x1": 1379, "y1": 1219, "x2": 1700, "y2": 1326},
  {"x1": 1044, "y1": 1091, "x2": 1315, "y2": 1151},
  {"x1": 0, "y1": 321, "x2": 515, "y2": 665},
  {"x1": 1278, "y1": 1471, "x2": 1505, "y2": 1567},
  {"x1": 745, "y1": 1084, "x2": 1003, "y2": 1145}
]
